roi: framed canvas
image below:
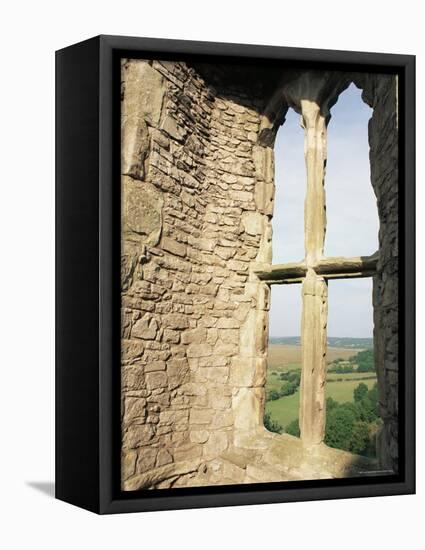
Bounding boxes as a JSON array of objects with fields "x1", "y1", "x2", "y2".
[{"x1": 56, "y1": 35, "x2": 415, "y2": 514}]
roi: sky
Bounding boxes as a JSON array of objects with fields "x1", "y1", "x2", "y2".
[{"x1": 268, "y1": 83, "x2": 378, "y2": 338}]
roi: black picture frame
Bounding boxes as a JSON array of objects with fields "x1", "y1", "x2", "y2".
[{"x1": 56, "y1": 34, "x2": 415, "y2": 514}]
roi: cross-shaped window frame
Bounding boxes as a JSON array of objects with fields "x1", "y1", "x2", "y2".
[{"x1": 255, "y1": 89, "x2": 379, "y2": 445}]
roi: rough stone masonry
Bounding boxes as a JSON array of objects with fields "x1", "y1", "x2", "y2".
[{"x1": 120, "y1": 58, "x2": 398, "y2": 490}]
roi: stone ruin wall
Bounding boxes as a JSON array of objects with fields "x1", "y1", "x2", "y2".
[
  {"x1": 354, "y1": 73, "x2": 399, "y2": 472},
  {"x1": 121, "y1": 58, "x2": 272, "y2": 489},
  {"x1": 121, "y1": 59, "x2": 399, "y2": 490}
]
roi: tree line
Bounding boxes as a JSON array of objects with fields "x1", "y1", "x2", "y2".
[
  {"x1": 264, "y1": 381, "x2": 381, "y2": 458},
  {"x1": 266, "y1": 370, "x2": 301, "y2": 401},
  {"x1": 328, "y1": 348, "x2": 374, "y2": 374}
]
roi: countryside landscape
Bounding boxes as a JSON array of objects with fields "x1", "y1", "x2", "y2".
[{"x1": 264, "y1": 337, "x2": 380, "y2": 457}]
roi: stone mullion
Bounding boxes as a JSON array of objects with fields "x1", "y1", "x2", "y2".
[
  {"x1": 299, "y1": 273, "x2": 328, "y2": 444},
  {"x1": 299, "y1": 101, "x2": 329, "y2": 446},
  {"x1": 302, "y1": 100, "x2": 327, "y2": 265}
]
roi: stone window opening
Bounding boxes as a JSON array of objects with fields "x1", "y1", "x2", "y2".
[
  {"x1": 120, "y1": 61, "x2": 398, "y2": 489},
  {"x1": 257, "y1": 76, "x2": 380, "y2": 449},
  {"x1": 271, "y1": 106, "x2": 305, "y2": 264}
]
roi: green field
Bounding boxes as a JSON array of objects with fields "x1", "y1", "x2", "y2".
[
  {"x1": 327, "y1": 372, "x2": 376, "y2": 381},
  {"x1": 266, "y1": 392, "x2": 300, "y2": 428},
  {"x1": 265, "y1": 345, "x2": 376, "y2": 430},
  {"x1": 267, "y1": 344, "x2": 357, "y2": 370}
]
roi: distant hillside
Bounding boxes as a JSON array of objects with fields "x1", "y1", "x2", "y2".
[{"x1": 269, "y1": 336, "x2": 373, "y2": 349}]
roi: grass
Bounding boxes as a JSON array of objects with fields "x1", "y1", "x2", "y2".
[
  {"x1": 267, "y1": 344, "x2": 358, "y2": 370},
  {"x1": 265, "y1": 378, "x2": 377, "y2": 430},
  {"x1": 266, "y1": 392, "x2": 300, "y2": 429},
  {"x1": 265, "y1": 344, "x2": 377, "y2": 430},
  {"x1": 326, "y1": 378, "x2": 376, "y2": 402}
]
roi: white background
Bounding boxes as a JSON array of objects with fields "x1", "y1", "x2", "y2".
[{"x1": 0, "y1": 1, "x2": 422, "y2": 548}]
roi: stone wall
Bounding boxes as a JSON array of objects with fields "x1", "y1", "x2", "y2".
[
  {"x1": 353, "y1": 73, "x2": 399, "y2": 472},
  {"x1": 121, "y1": 58, "x2": 272, "y2": 489},
  {"x1": 121, "y1": 59, "x2": 398, "y2": 490}
]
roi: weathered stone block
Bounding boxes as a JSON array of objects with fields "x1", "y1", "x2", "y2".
[
  {"x1": 189, "y1": 408, "x2": 214, "y2": 425},
  {"x1": 228, "y1": 259, "x2": 248, "y2": 272},
  {"x1": 167, "y1": 359, "x2": 189, "y2": 389},
  {"x1": 211, "y1": 410, "x2": 233, "y2": 428},
  {"x1": 233, "y1": 302, "x2": 252, "y2": 323},
  {"x1": 239, "y1": 309, "x2": 257, "y2": 357},
  {"x1": 145, "y1": 371, "x2": 168, "y2": 390},
  {"x1": 121, "y1": 450, "x2": 137, "y2": 479},
  {"x1": 222, "y1": 173, "x2": 238, "y2": 184},
  {"x1": 213, "y1": 342, "x2": 237, "y2": 357},
  {"x1": 229, "y1": 357, "x2": 266, "y2": 387},
  {"x1": 163, "y1": 313, "x2": 189, "y2": 330},
  {"x1": 122, "y1": 177, "x2": 163, "y2": 246},
  {"x1": 206, "y1": 328, "x2": 218, "y2": 345},
  {"x1": 136, "y1": 447, "x2": 158, "y2": 473},
  {"x1": 217, "y1": 317, "x2": 240, "y2": 329},
  {"x1": 161, "y1": 115, "x2": 187, "y2": 142},
  {"x1": 254, "y1": 181, "x2": 274, "y2": 215},
  {"x1": 232, "y1": 387, "x2": 264, "y2": 431},
  {"x1": 145, "y1": 360, "x2": 166, "y2": 373},
  {"x1": 123, "y1": 60, "x2": 165, "y2": 126},
  {"x1": 229, "y1": 190, "x2": 253, "y2": 202},
  {"x1": 132, "y1": 316, "x2": 159, "y2": 340},
  {"x1": 203, "y1": 432, "x2": 229, "y2": 459},
  {"x1": 187, "y1": 342, "x2": 212, "y2": 358},
  {"x1": 123, "y1": 424, "x2": 155, "y2": 449},
  {"x1": 163, "y1": 329, "x2": 180, "y2": 343},
  {"x1": 121, "y1": 339, "x2": 145, "y2": 363},
  {"x1": 209, "y1": 393, "x2": 232, "y2": 410},
  {"x1": 122, "y1": 366, "x2": 145, "y2": 391},
  {"x1": 218, "y1": 328, "x2": 239, "y2": 345},
  {"x1": 181, "y1": 327, "x2": 207, "y2": 344},
  {"x1": 121, "y1": 116, "x2": 149, "y2": 180},
  {"x1": 162, "y1": 236, "x2": 187, "y2": 257},
  {"x1": 159, "y1": 409, "x2": 188, "y2": 425},
  {"x1": 121, "y1": 61, "x2": 165, "y2": 178},
  {"x1": 241, "y1": 211, "x2": 264, "y2": 236},
  {"x1": 198, "y1": 316, "x2": 218, "y2": 328},
  {"x1": 156, "y1": 449, "x2": 173, "y2": 467},
  {"x1": 252, "y1": 145, "x2": 274, "y2": 183},
  {"x1": 198, "y1": 355, "x2": 228, "y2": 367},
  {"x1": 222, "y1": 461, "x2": 246, "y2": 483},
  {"x1": 174, "y1": 444, "x2": 202, "y2": 462},
  {"x1": 166, "y1": 358, "x2": 189, "y2": 374},
  {"x1": 124, "y1": 397, "x2": 147, "y2": 421},
  {"x1": 215, "y1": 246, "x2": 235, "y2": 260},
  {"x1": 203, "y1": 366, "x2": 229, "y2": 384},
  {"x1": 190, "y1": 430, "x2": 210, "y2": 443}
]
